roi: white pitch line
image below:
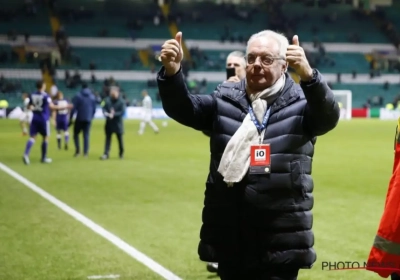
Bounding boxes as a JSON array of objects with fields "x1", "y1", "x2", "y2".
[
  {"x1": 0, "y1": 162, "x2": 182, "y2": 280},
  {"x1": 87, "y1": 275, "x2": 120, "y2": 279}
]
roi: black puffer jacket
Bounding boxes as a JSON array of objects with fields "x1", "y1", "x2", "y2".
[{"x1": 157, "y1": 67, "x2": 340, "y2": 270}]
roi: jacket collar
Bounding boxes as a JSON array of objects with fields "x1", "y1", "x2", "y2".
[
  {"x1": 270, "y1": 73, "x2": 299, "y2": 114},
  {"x1": 223, "y1": 73, "x2": 300, "y2": 114}
]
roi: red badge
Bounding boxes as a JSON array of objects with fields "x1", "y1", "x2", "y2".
[{"x1": 249, "y1": 144, "x2": 271, "y2": 174}]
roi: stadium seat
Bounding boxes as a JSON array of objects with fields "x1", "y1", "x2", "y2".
[
  {"x1": 59, "y1": 47, "x2": 146, "y2": 71},
  {"x1": 281, "y1": 3, "x2": 388, "y2": 43},
  {"x1": 54, "y1": 0, "x2": 170, "y2": 39}
]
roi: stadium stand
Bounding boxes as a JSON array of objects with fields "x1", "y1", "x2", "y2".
[
  {"x1": 0, "y1": 0, "x2": 399, "y2": 112},
  {"x1": 1, "y1": 46, "x2": 371, "y2": 73},
  {"x1": 0, "y1": 1, "x2": 52, "y2": 36},
  {"x1": 54, "y1": 0, "x2": 170, "y2": 39},
  {"x1": 170, "y1": 0, "x2": 389, "y2": 42},
  {"x1": 384, "y1": 1, "x2": 400, "y2": 30}
]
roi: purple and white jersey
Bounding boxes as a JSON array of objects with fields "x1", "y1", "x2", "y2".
[
  {"x1": 53, "y1": 99, "x2": 69, "y2": 131},
  {"x1": 54, "y1": 99, "x2": 69, "y2": 123},
  {"x1": 28, "y1": 91, "x2": 52, "y2": 137},
  {"x1": 29, "y1": 91, "x2": 52, "y2": 122}
]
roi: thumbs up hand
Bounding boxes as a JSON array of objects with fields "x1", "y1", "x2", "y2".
[
  {"x1": 160, "y1": 31, "x2": 184, "y2": 76},
  {"x1": 286, "y1": 35, "x2": 313, "y2": 82}
]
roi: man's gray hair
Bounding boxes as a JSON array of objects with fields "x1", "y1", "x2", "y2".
[
  {"x1": 246, "y1": 30, "x2": 289, "y2": 58},
  {"x1": 110, "y1": 86, "x2": 119, "y2": 92},
  {"x1": 226, "y1": 51, "x2": 246, "y2": 67}
]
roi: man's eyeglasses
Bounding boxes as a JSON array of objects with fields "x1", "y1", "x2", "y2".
[{"x1": 245, "y1": 55, "x2": 285, "y2": 66}]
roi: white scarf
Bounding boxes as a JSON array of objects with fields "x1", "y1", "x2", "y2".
[{"x1": 217, "y1": 74, "x2": 286, "y2": 186}]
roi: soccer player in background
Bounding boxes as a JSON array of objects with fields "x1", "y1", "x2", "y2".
[
  {"x1": 138, "y1": 90, "x2": 159, "y2": 135},
  {"x1": 19, "y1": 93, "x2": 32, "y2": 136},
  {"x1": 52, "y1": 91, "x2": 70, "y2": 150},
  {"x1": 22, "y1": 80, "x2": 69, "y2": 165}
]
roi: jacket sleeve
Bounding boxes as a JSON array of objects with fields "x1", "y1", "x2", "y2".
[
  {"x1": 301, "y1": 69, "x2": 340, "y2": 136},
  {"x1": 92, "y1": 97, "x2": 96, "y2": 118},
  {"x1": 157, "y1": 66, "x2": 216, "y2": 131},
  {"x1": 102, "y1": 100, "x2": 110, "y2": 117},
  {"x1": 70, "y1": 95, "x2": 78, "y2": 122},
  {"x1": 113, "y1": 100, "x2": 125, "y2": 117}
]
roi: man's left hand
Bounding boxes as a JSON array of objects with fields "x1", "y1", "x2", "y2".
[{"x1": 286, "y1": 35, "x2": 313, "y2": 82}]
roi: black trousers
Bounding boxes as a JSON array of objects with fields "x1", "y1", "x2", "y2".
[
  {"x1": 218, "y1": 262, "x2": 299, "y2": 280},
  {"x1": 104, "y1": 132, "x2": 124, "y2": 157},
  {"x1": 73, "y1": 121, "x2": 91, "y2": 155}
]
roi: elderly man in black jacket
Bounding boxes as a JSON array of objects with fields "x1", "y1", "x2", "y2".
[
  {"x1": 100, "y1": 86, "x2": 126, "y2": 160},
  {"x1": 157, "y1": 30, "x2": 340, "y2": 280}
]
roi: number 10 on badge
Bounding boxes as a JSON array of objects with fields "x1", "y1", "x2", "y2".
[{"x1": 249, "y1": 144, "x2": 271, "y2": 174}]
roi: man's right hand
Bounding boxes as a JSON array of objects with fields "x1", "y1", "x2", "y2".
[
  {"x1": 224, "y1": 76, "x2": 241, "y2": 83},
  {"x1": 160, "y1": 31, "x2": 184, "y2": 76}
]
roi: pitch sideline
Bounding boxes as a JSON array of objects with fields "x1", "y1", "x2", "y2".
[{"x1": 0, "y1": 162, "x2": 182, "y2": 280}]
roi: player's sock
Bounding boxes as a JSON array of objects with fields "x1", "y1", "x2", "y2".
[
  {"x1": 41, "y1": 141, "x2": 48, "y2": 161},
  {"x1": 64, "y1": 132, "x2": 69, "y2": 150},
  {"x1": 150, "y1": 121, "x2": 159, "y2": 133},
  {"x1": 57, "y1": 134, "x2": 61, "y2": 149},
  {"x1": 22, "y1": 127, "x2": 28, "y2": 134},
  {"x1": 138, "y1": 122, "x2": 145, "y2": 134},
  {"x1": 24, "y1": 138, "x2": 35, "y2": 156}
]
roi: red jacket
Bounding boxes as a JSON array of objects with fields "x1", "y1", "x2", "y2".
[{"x1": 367, "y1": 119, "x2": 400, "y2": 277}]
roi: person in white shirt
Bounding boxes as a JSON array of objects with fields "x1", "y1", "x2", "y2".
[
  {"x1": 19, "y1": 93, "x2": 32, "y2": 136},
  {"x1": 138, "y1": 90, "x2": 159, "y2": 135}
]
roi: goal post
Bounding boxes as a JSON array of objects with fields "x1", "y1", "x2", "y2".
[{"x1": 332, "y1": 90, "x2": 352, "y2": 120}]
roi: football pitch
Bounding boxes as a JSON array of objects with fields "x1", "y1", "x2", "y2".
[{"x1": 0, "y1": 118, "x2": 395, "y2": 280}]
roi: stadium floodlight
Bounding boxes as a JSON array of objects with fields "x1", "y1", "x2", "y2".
[{"x1": 333, "y1": 90, "x2": 352, "y2": 120}]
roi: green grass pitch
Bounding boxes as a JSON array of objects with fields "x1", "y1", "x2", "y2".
[{"x1": 0, "y1": 118, "x2": 396, "y2": 280}]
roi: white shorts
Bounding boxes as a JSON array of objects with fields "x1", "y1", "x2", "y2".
[
  {"x1": 19, "y1": 111, "x2": 32, "y2": 123},
  {"x1": 142, "y1": 113, "x2": 152, "y2": 122}
]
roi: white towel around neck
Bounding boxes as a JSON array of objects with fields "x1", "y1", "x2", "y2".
[{"x1": 217, "y1": 74, "x2": 286, "y2": 187}]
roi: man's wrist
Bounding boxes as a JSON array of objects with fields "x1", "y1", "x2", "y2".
[
  {"x1": 300, "y1": 68, "x2": 316, "y2": 83},
  {"x1": 164, "y1": 65, "x2": 181, "y2": 77},
  {"x1": 301, "y1": 68, "x2": 314, "y2": 82}
]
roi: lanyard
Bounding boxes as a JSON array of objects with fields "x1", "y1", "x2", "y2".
[{"x1": 248, "y1": 106, "x2": 271, "y2": 144}]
